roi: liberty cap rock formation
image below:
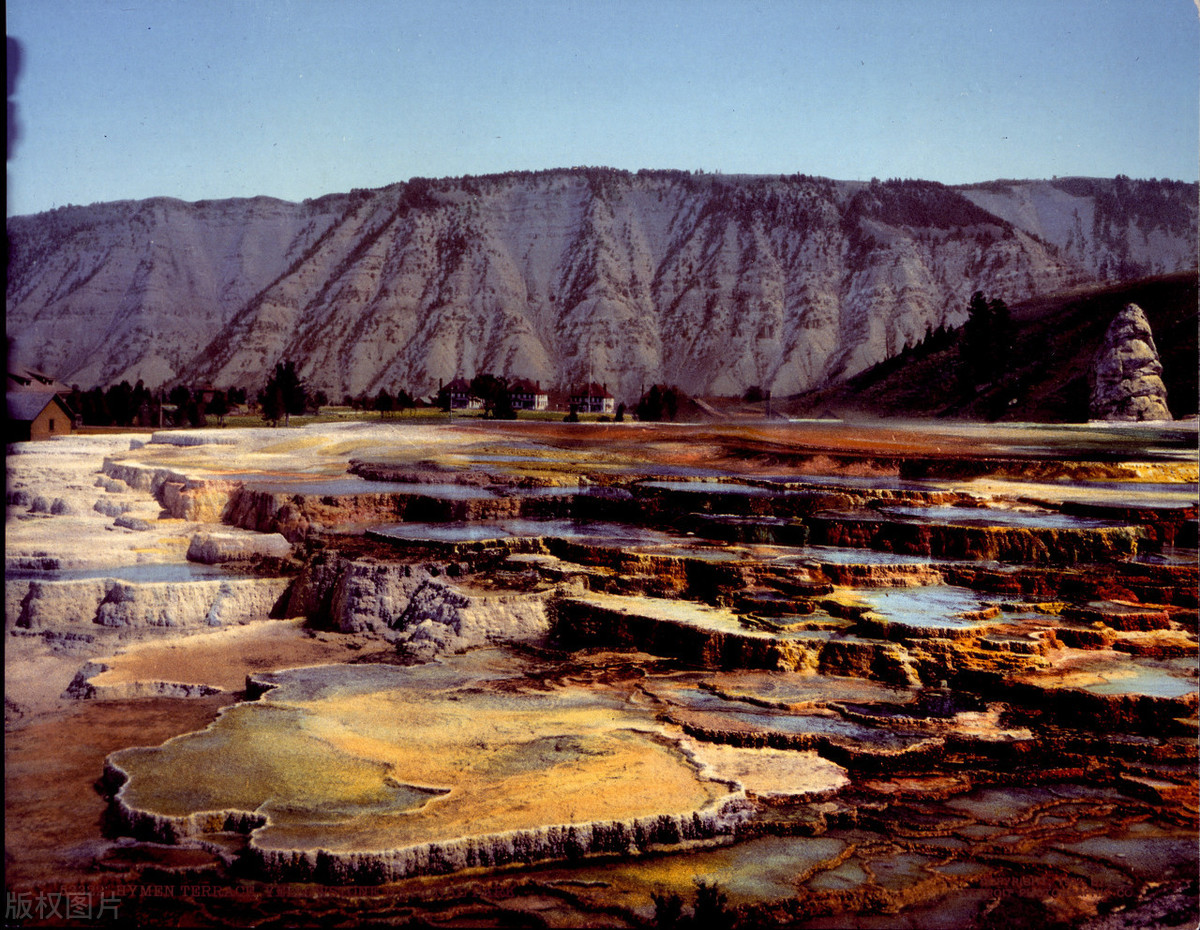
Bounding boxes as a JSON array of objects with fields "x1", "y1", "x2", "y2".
[{"x1": 1089, "y1": 303, "x2": 1171, "y2": 421}]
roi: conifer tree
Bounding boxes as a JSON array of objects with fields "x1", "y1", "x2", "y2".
[
  {"x1": 259, "y1": 360, "x2": 307, "y2": 426},
  {"x1": 961, "y1": 291, "x2": 1013, "y2": 386}
]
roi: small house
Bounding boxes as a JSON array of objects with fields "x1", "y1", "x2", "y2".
[
  {"x1": 509, "y1": 378, "x2": 549, "y2": 411},
  {"x1": 7, "y1": 392, "x2": 76, "y2": 443},
  {"x1": 446, "y1": 378, "x2": 482, "y2": 410},
  {"x1": 569, "y1": 382, "x2": 615, "y2": 415},
  {"x1": 7, "y1": 367, "x2": 73, "y2": 395}
]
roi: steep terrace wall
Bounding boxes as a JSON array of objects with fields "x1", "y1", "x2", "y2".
[
  {"x1": 14, "y1": 576, "x2": 291, "y2": 632},
  {"x1": 224, "y1": 487, "x2": 575, "y2": 542},
  {"x1": 806, "y1": 513, "x2": 1141, "y2": 564},
  {"x1": 285, "y1": 550, "x2": 555, "y2": 655},
  {"x1": 102, "y1": 459, "x2": 242, "y2": 523}
]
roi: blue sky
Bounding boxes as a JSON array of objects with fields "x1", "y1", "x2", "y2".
[{"x1": 6, "y1": 0, "x2": 1198, "y2": 216}]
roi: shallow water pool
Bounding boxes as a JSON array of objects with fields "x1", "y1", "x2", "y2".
[
  {"x1": 248, "y1": 478, "x2": 498, "y2": 498},
  {"x1": 370, "y1": 518, "x2": 682, "y2": 546},
  {"x1": 858, "y1": 585, "x2": 999, "y2": 630},
  {"x1": 6, "y1": 562, "x2": 241, "y2": 583},
  {"x1": 880, "y1": 505, "x2": 1124, "y2": 530}
]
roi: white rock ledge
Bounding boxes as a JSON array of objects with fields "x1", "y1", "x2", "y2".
[
  {"x1": 64, "y1": 662, "x2": 225, "y2": 700},
  {"x1": 16, "y1": 577, "x2": 292, "y2": 631},
  {"x1": 187, "y1": 532, "x2": 294, "y2": 564}
]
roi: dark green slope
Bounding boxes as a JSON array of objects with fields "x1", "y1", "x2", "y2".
[{"x1": 787, "y1": 273, "x2": 1197, "y2": 422}]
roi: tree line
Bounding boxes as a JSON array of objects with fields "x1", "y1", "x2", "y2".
[
  {"x1": 66, "y1": 381, "x2": 250, "y2": 428},
  {"x1": 66, "y1": 363, "x2": 708, "y2": 429},
  {"x1": 871, "y1": 290, "x2": 1013, "y2": 379}
]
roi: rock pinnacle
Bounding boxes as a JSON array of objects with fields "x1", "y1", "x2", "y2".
[{"x1": 1089, "y1": 303, "x2": 1171, "y2": 421}]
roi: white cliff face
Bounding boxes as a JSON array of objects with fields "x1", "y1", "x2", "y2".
[
  {"x1": 958, "y1": 177, "x2": 1199, "y2": 280},
  {"x1": 191, "y1": 174, "x2": 1085, "y2": 401},
  {"x1": 8, "y1": 172, "x2": 1196, "y2": 400},
  {"x1": 6, "y1": 195, "x2": 348, "y2": 388}
]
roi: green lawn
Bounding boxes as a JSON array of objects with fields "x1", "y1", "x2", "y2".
[{"x1": 218, "y1": 407, "x2": 623, "y2": 428}]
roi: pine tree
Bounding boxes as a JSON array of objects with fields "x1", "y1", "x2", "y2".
[
  {"x1": 259, "y1": 360, "x2": 307, "y2": 426},
  {"x1": 960, "y1": 291, "x2": 1013, "y2": 387},
  {"x1": 637, "y1": 384, "x2": 683, "y2": 421},
  {"x1": 373, "y1": 388, "x2": 394, "y2": 418}
]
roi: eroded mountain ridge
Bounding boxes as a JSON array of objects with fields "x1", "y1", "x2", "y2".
[{"x1": 7, "y1": 171, "x2": 1196, "y2": 400}]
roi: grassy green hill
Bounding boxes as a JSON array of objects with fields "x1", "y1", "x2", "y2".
[{"x1": 785, "y1": 273, "x2": 1197, "y2": 422}]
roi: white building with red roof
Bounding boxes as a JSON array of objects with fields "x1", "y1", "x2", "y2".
[{"x1": 569, "y1": 382, "x2": 615, "y2": 415}]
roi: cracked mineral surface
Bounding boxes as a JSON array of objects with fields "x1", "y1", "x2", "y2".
[{"x1": 5, "y1": 419, "x2": 1197, "y2": 928}]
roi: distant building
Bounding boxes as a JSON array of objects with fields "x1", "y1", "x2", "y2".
[
  {"x1": 7, "y1": 392, "x2": 75, "y2": 443},
  {"x1": 445, "y1": 378, "x2": 482, "y2": 410},
  {"x1": 509, "y1": 378, "x2": 549, "y2": 411},
  {"x1": 7, "y1": 367, "x2": 72, "y2": 396},
  {"x1": 569, "y1": 382, "x2": 615, "y2": 415}
]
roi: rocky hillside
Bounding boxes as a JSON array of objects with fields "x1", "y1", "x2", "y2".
[
  {"x1": 6, "y1": 194, "x2": 351, "y2": 390},
  {"x1": 7, "y1": 171, "x2": 1196, "y2": 401},
  {"x1": 958, "y1": 176, "x2": 1198, "y2": 280},
  {"x1": 786, "y1": 273, "x2": 1198, "y2": 422}
]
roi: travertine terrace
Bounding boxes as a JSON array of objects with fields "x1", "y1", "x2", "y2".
[{"x1": 5, "y1": 418, "x2": 1197, "y2": 928}]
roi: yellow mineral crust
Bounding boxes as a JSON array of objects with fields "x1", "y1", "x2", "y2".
[
  {"x1": 106, "y1": 653, "x2": 805, "y2": 866},
  {"x1": 683, "y1": 741, "x2": 849, "y2": 799},
  {"x1": 83, "y1": 619, "x2": 385, "y2": 695}
]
